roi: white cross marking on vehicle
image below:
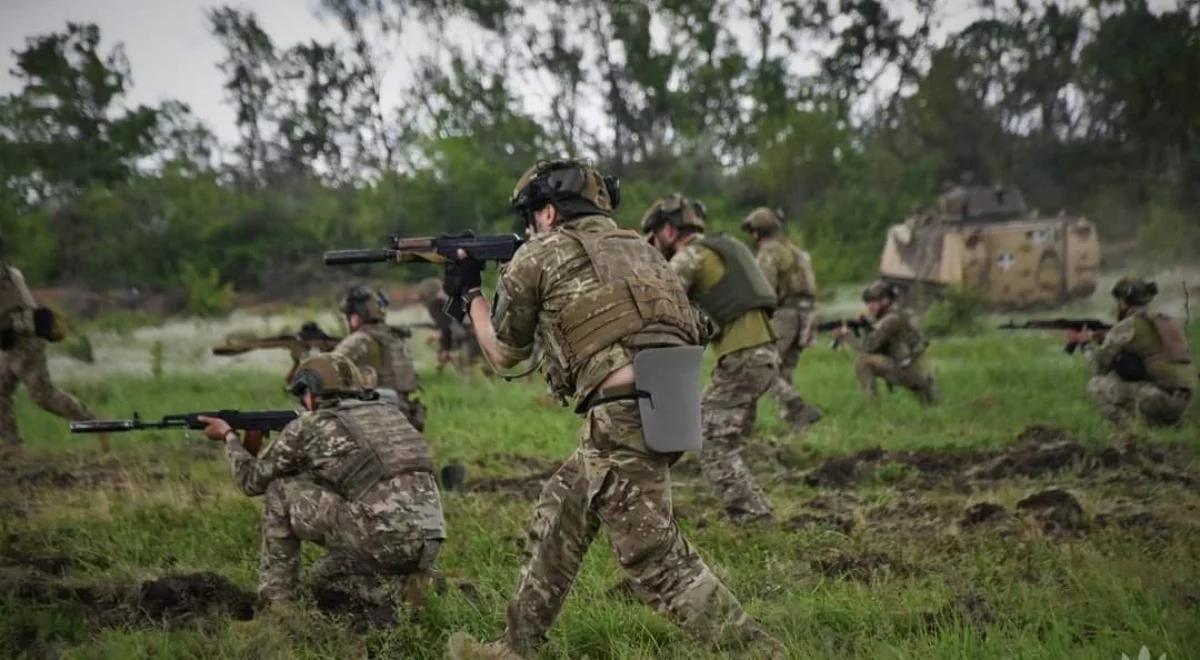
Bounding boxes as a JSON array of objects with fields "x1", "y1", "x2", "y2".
[{"x1": 997, "y1": 253, "x2": 1016, "y2": 272}]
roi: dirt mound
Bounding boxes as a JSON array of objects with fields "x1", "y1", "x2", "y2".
[
  {"x1": 961, "y1": 502, "x2": 1011, "y2": 528},
  {"x1": 812, "y1": 552, "x2": 910, "y2": 581},
  {"x1": 310, "y1": 585, "x2": 396, "y2": 630},
  {"x1": 137, "y1": 572, "x2": 255, "y2": 623},
  {"x1": 1016, "y1": 488, "x2": 1086, "y2": 533},
  {"x1": 469, "y1": 459, "x2": 557, "y2": 499}
]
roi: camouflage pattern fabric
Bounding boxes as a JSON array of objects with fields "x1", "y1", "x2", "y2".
[
  {"x1": 1086, "y1": 373, "x2": 1191, "y2": 427},
  {"x1": 333, "y1": 327, "x2": 425, "y2": 431},
  {"x1": 0, "y1": 336, "x2": 95, "y2": 445},
  {"x1": 501, "y1": 400, "x2": 779, "y2": 655},
  {"x1": 700, "y1": 344, "x2": 776, "y2": 521},
  {"x1": 854, "y1": 353, "x2": 938, "y2": 404},
  {"x1": 766, "y1": 306, "x2": 821, "y2": 425},
  {"x1": 224, "y1": 404, "x2": 445, "y2": 603},
  {"x1": 486, "y1": 214, "x2": 778, "y2": 655}
]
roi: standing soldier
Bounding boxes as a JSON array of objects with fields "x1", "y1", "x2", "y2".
[
  {"x1": 445, "y1": 160, "x2": 781, "y2": 659},
  {"x1": 742, "y1": 207, "x2": 823, "y2": 430},
  {"x1": 643, "y1": 194, "x2": 778, "y2": 524},
  {"x1": 1070, "y1": 278, "x2": 1193, "y2": 427},
  {"x1": 836, "y1": 281, "x2": 938, "y2": 405},
  {"x1": 415, "y1": 277, "x2": 482, "y2": 372},
  {"x1": 332, "y1": 285, "x2": 426, "y2": 431},
  {"x1": 0, "y1": 256, "x2": 102, "y2": 447},
  {"x1": 197, "y1": 352, "x2": 445, "y2": 607}
]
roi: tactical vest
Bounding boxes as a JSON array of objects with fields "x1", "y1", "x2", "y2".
[
  {"x1": 361, "y1": 324, "x2": 418, "y2": 393},
  {"x1": 692, "y1": 235, "x2": 777, "y2": 326},
  {"x1": 877, "y1": 310, "x2": 929, "y2": 364},
  {"x1": 543, "y1": 226, "x2": 699, "y2": 400},
  {"x1": 771, "y1": 240, "x2": 816, "y2": 306},
  {"x1": 315, "y1": 400, "x2": 435, "y2": 501},
  {"x1": 1122, "y1": 313, "x2": 1193, "y2": 388}
]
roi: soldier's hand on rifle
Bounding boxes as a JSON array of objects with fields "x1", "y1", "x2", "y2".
[
  {"x1": 833, "y1": 322, "x2": 850, "y2": 340},
  {"x1": 197, "y1": 415, "x2": 234, "y2": 442}
]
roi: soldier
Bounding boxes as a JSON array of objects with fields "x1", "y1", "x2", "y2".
[
  {"x1": 332, "y1": 285, "x2": 426, "y2": 431},
  {"x1": 445, "y1": 160, "x2": 780, "y2": 659},
  {"x1": 835, "y1": 280, "x2": 938, "y2": 405},
  {"x1": 643, "y1": 194, "x2": 778, "y2": 524},
  {"x1": 1070, "y1": 278, "x2": 1193, "y2": 427},
  {"x1": 415, "y1": 277, "x2": 482, "y2": 372},
  {"x1": 742, "y1": 207, "x2": 823, "y2": 430},
  {"x1": 0, "y1": 256, "x2": 102, "y2": 447},
  {"x1": 196, "y1": 352, "x2": 445, "y2": 608}
]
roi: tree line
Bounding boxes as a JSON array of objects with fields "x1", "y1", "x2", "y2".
[{"x1": 1, "y1": 0, "x2": 1197, "y2": 306}]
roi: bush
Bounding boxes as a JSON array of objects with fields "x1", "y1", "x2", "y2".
[
  {"x1": 180, "y1": 262, "x2": 234, "y2": 316},
  {"x1": 923, "y1": 286, "x2": 984, "y2": 338}
]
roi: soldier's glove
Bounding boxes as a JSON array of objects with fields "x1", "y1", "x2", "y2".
[{"x1": 442, "y1": 256, "x2": 484, "y2": 323}]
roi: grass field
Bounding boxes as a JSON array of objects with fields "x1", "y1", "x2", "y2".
[{"x1": 2, "y1": 316, "x2": 1198, "y2": 659}]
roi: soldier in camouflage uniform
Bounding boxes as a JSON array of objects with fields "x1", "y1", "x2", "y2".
[
  {"x1": 415, "y1": 277, "x2": 482, "y2": 372},
  {"x1": 0, "y1": 258, "x2": 100, "y2": 446},
  {"x1": 643, "y1": 194, "x2": 778, "y2": 524},
  {"x1": 332, "y1": 285, "x2": 427, "y2": 431},
  {"x1": 1070, "y1": 278, "x2": 1193, "y2": 427},
  {"x1": 836, "y1": 281, "x2": 938, "y2": 405},
  {"x1": 198, "y1": 352, "x2": 445, "y2": 607},
  {"x1": 742, "y1": 207, "x2": 823, "y2": 430},
  {"x1": 445, "y1": 161, "x2": 781, "y2": 659}
]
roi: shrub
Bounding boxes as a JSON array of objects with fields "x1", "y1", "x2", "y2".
[
  {"x1": 923, "y1": 286, "x2": 984, "y2": 338},
  {"x1": 179, "y1": 262, "x2": 234, "y2": 316}
]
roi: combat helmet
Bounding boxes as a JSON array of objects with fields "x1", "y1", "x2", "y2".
[
  {"x1": 1111, "y1": 277, "x2": 1157, "y2": 306},
  {"x1": 741, "y1": 207, "x2": 784, "y2": 235},
  {"x1": 510, "y1": 159, "x2": 620, "y2": 226},
  {"x1": 340, "y1": 284, "x2": 387, "y2": 323},
  {"x1": 639, "y1": 194, "x2": 707, "y2": 235},
  {"x1": 862, "y1": 280, "x2": 899, "y2": 302},
  {"x1": 289, "y1": 352, "x2": 371, "y2": 400}
]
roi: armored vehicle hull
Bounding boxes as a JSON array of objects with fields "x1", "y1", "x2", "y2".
[{"x1": 879, "y1": 186, "x2": 1101, "y2": 309}]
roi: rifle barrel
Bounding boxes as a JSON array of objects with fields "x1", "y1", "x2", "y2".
[
  {"x1": 70, "y1": 419, "x2": 145, "y2": 433},
  {"x1": 324, "y1": 249, "x2": 394, "y2": 265}
]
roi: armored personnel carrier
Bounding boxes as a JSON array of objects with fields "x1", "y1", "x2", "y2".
[{"x1": 878, "y1": 185, "x2": 1100, "y2": 309}]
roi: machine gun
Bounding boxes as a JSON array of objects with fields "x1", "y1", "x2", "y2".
[
  {"x1": 814, "y1": 317, "x2": 873, "y2": 349},
  {"x1": 325, "y1": 232, "x2": 526, "y2": 320},
  {"x1": 70, "y1": 409, "x2": 298, "y2": 455},
  {"x1": 998, "y1": 318, "x2": 1113, "y2": 354}
]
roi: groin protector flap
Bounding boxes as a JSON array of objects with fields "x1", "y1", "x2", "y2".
[{"x1": 633, "y1": 345, "x2": 704, "y2": 453}]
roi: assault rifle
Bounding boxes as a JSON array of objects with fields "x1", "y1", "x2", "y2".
[
  {"x1": 70, "y1": 409, "x2": 298, "y2": 456},
  {"x1": 814, "y1": 317, "x2": 873, "y2": 349},
  {"x1": 212, "y1": 321, "x2": 341, "y2": 357},
  {"x1": 325, "y1": 232, "x2": 526, "y2": 320},
  {"x1": 998, "y1": 318, "x2": 1113, "y2": 354}
]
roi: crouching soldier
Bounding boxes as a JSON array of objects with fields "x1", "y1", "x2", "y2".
[
  {"x1": 1072, "y1": 277, "x2": 1193, "y2": 427},
  {"x1": 198, "y1": 352, "x2": 445, "y2": 608},
  {"x1": 836, "y1": 280, "x2": 939, "y2": 405}
]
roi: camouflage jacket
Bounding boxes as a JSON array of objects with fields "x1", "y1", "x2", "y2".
[
  {"x1": 845, "y1": 308, "x2": 928, "y2": 364},
  {"x1": 755, "y1": 237, "x2": 816, "y2": 307},
  {"x1": 225, "y1": 399, "x2": 445, "y2": 539},
  {"x1": 333, "y1": 324, "x2": 418, "y2": 393},
  {"x1": 492, "y1": 214, "x2": 695, "y2": 404},
  {"x1": 1093, "y1": 307, "x2": 1193, "y2": 389}
]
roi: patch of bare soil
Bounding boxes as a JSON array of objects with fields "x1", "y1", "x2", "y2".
[
  {"x1": 0, "y1": 455, "x2": 166, "y2": 494},
  {"x1": 1015, "y1": 488, "x2": 1086, "y2": 534},
  {"x1": 310, "y1": 585, "x2": 396, "y2": 630},
  {"x1": 960, "y1": 502, "x2": 1012, "y2": 528},
  {"x1": 468, "y1": 460, "x2": 557, "y2": 500}
]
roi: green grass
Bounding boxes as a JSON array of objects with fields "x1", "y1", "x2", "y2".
[{"x1": 2, "y1": 327, "x2": 1198, "y2": 659}]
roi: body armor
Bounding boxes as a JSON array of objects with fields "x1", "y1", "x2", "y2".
[
  {"x1": 542, "y1": 225, "x2": 699, "y2": 401},
  {"x1": 360, "y1": 324, "x2": 419, "y2": 393},
  {"x1": 763, "y1": 238, "x2": 815, "y2": 306},
  {"x1": 691, "y1": 235, "x2": 777, "y2": 326},
  {"x1": 315, "y1": 400, "x2": 435, "y2": 501},
  {"x1": 1119, "y1": 313, "x2": 1194, "y2": 389}
]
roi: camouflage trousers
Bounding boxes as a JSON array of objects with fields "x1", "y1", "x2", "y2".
[
  {"x1": 0, "y1": 338, "x2": 95, "y2": 445},
  {"x1": 767, "y1": 307, "x2": 820, "y2": 426},
  {"x1": 502, "y1": 400, "x2": 776, "y2": 654},
  {"x1": 1087, "y1": 373, "x2": 1192, "y2": 428},
  {"x1": 701, "y1": 344, "x2": 776, "y2": 521},
  {"x1": 854, "y1": 353, "x2": 939, "y2": 405},
  {"x1": 259, "y1": 474, "x2": 442, "y2": 604},
  {"x1": 399, "y1": 393, "x2": 427, "y2": 433}
]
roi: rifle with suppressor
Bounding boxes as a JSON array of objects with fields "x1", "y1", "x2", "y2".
[
  {"x1": 212, "y1": 322, "x2": 341, "y2": 357},
  {"x1": 71, "y1": 409, "x2": 298, "y2": 455},
  {"x1": 814, "y1": 317, "x2": 873, "y2": 349},
  {"x1": 998, "y1": 318, "x2": 1113, "y2": 354},
  {"x1": 324, "y1": 232, "x2": 526, "y2": 320}
]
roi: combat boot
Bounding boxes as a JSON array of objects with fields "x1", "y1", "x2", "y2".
[{"x1": 448, "y1": 632, "x2": 527, "y2": 660}]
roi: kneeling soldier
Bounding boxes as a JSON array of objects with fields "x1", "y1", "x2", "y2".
[
  {"x1": 198, "y1": 352, "x2": 445, "y2": 607},
  {"x1": 1072, "y1": 277, "x2": 1193, "y2": 427},
  {"x1": 837, "y1": 281, "x2": 938, "y2": 405}
]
